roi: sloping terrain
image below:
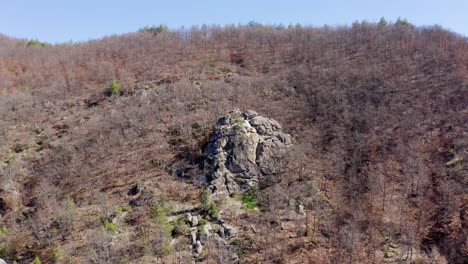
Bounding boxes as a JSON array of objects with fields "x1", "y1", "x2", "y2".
[{"x1": 0, "y1": 23, "x2": 467, "y2": 263}]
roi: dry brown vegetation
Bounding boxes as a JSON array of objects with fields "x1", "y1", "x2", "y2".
[{"x1": 0, "y1": 22, "x2": 467, "y2": 263}]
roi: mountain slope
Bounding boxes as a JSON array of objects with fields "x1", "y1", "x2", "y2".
[{"x1": 0, "y1": 23, "x2": 467, "y2": 263}]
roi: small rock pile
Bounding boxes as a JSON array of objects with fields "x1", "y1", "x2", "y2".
[{"x1": 184, "y1": 212, "x2": 238, "y2": 259}]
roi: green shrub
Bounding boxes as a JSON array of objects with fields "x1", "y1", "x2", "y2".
[
  {"x1": 200, "y1": 189, "x2": 210, "y2": 210},
  {"x1": 207, "y1": 202, "x2": 220, "y2": 220},
  {"x1": 151, "y1": 200, "x2": 169, "y2": 224},
  {"x1": 66, "y1": 195, "x2": 76, "y2": 209},
  {"x1": 275, "y1": 23, "x2": 286, "y2": 30},
  {"x1": 231, "y1": 238, "x2": 252, "y2": 257},
  {"x1": 119, "y1": 257, "x2": 130, "y2": 264},
  {"x1": 197, "y1": 219, "x2": 208, "y2": 237},
  {"x1": 33, "y1": 256, "x2": 42, "y2": 264},
  {"x1": 0, "y1": 226, "x2": 6, "y2": 237},
  {"x1": 108, "y1": 79, "x2": 121, "y2": 98},
  {"x1": 21, "y1": 85, "x2": 29, "y2": 92},
  {"x1": 298, "y1": 226, "x2": 308, "y2": 237},
  {"x1": 4, "y1": 149, "x2": 13, "y2": 164},
  {"x1": 168, "y1": 136, "x2": 189, "y2": 146},
  {"x1": 52, "y1": 247, "x2": 62, "y2": 261},
  {"x1": 115, "y1": 204, "x2": 132, "y2": 217},
  {"x1": 246, "y1": 21, "x2": 262, "y2": 28},
  {"x1": 151, "y1": 199, "x2": 173, "y2": 238},
  {"x1": 242, "y1": 189, "x2": 257, "y2": 209},
  {"x1": 139, "y1": 24, "x2": 168, "y2": 35},
  {"x1": 0, "y1": 225, "x2": 9, "y2": 259},
  {"x1": 395, "y1": 17, "x2": 412, "y2": 27},
  {"x1": 17, "y1": 39, "x2": 51, "y2": 48},
  {"x1": 102, "y1": 219, "x2": 118, "y2": 233},
  {"x1": 199, "y1": 189, "x2": 220, "y2": 220},
  {"x1": 0, "y1": 243, "x2": 10, "y2": 259},
  {"x1": 378, "y1": 17, "x2": 388, "y2": 27},
  {"x1": 230, "y1": 239, "x2": 244, "y2": 256},
  {"x1": 170, "y1": 217, "x2": 190, "y2": 237},
  {"x1": 234, "y1": 114, "x2": 244, "y2": 130},
  {"x1": 151, "y1": 202, "x2": 174, "y2": 258},
  {"x1": 154, "y1": 237, "x2": 173, "y2": 257}
]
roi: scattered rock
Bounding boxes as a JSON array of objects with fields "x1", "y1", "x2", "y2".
[
  {"x1": 251, "y1": 225, "x2": 258, "y2": 233},
  {"x1": 191, "y1": 215, "x2": 199, "y2": 227},
  {"x1": 298, "y1": 204, "x2": 305, "y2": 215},
  {"x1": 213, "y1": 233, "x2": 228, "y2": 245},
  {"x1": 185, "y1": 213, "x2": 192, "y2": 223},
  {"x1": 198, "y1": 232, "x2": 208, "y2": 245},
  {"x1": 243, "y1": 109, "x2": 258, "y2": 119},
  {"x1": 195, "y1": 240, "x2": 203, "y2": 254},
  {"x1": 218, "y1": 225, "x2": 225, "y2": 237},
  {"x1": 190, "y1": 229, "x2": 197, "y2": 245},
  {"x1": 112, "y1": 212, "x2": 128, "y2": 223},
  {"x1": 166, "y1": 215, "x2": 178, "y2": 222},
  {"x1": 0, "y1": 258, "x2": 6, "y2": 264},
  {"x1": 204, "y1": 223, "x2": 212, "y2": 234},
  {"x1": 223, "y1": 224, "x2": 237, "y2": 238}
]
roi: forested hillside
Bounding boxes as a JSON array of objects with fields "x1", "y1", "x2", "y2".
[{"x1": 0, "y1": 22, "x2": 467, "y2": 263}]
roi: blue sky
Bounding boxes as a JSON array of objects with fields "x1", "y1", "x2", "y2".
[{"x1": 2, "y1": 0, "x2": 467, "y2": 43}]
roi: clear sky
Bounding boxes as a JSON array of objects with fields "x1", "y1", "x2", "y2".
[{"x1": 2, "y1": 0, "x2": 467, "y2": 43}]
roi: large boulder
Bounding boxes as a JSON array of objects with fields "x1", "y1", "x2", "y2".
[{"x1": 206, "y1": 109, "x2": 292, "y2": 199}]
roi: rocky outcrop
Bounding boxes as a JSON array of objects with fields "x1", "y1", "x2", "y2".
[
  {"x1": 177, "y1": 110, "x2": 291, "y2": 259},
  {"x1": 206, "y1": 109, "x2": 292, "y2": 199}
]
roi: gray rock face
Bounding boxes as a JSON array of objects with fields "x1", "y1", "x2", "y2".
[
  {"x1": 206, "y1": 109, "x2": 292, "y2": 199},
  {"x1": 185, "y1": 213, "x2": 192, "y2": 223},
  {"x1": 223, "y1": 224, "x2": 237, "y2": 238},
  {"x1": 195, "y1": 240, "x2": 203, "y2": 254},
  {"x1": 298, "y1": 204, "x2": 305, "y2": 215},
  {"x1": 191, "y1": 215, "x2": 199, "y2": 227},
  {"x1": 190, "y1": 229, "x2": 197, "y2": 245},
  {"x1": 0, "y1": 258, "x2": 6, "y2": 264},
  {"x1": 218, "y1": 225, "x2": 225, "y2": 237}
]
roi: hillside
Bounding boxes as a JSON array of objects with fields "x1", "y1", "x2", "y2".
[{"x1": 0, "y1": 23, "x2": 467, "y2": 263}]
